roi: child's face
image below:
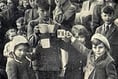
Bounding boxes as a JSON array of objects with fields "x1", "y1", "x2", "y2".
[
  {"x1": 92, "y1": 43, "x2": 106, "y2": 58},
  {"x1": 23, "y1": 0, "x2": 29, "y2": 8},
  {"x1": 15, "y1": 44, "x2": 28, "y2": 59},
  {"x1": 0, "y1": 2, "x2": 7, "y2": 11},
  {"x1": 74, "y1": 34, "x2": 86, "y2": 44},
  {"x1": 8, "y1": 29, "x2": 17, "y2": 40},
  {"x1": 29, "y1": 0, "x2": 37, "y2": 8},
  {"x1": 34, "y1": 25, "x2": 40, "y2": 34},
  {"x1": 7, "y1": 0, "x2": 14, "y2": 8},
  {"x1": 38, "y1": 7, "x2": 49, "y2": 20},
  {"x1": 16, "y1": 22, "x2": 24, "y2": 30},
  {"x1": 101, "y1": 12, "x2": 114, "y2": 24}
]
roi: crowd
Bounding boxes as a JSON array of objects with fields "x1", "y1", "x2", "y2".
[{"x1": 0, "y1": 0, "x2": 118, "y2": 79}]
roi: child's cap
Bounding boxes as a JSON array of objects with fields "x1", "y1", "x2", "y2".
[
  {"x1": 11, "y1": 35, "x2": 28, "y2": 51},
  {"x1": 71, "y1": 25, "x2": 89, "y2": 36},
  {"x1": 101, "y1": 5, "x2": 114, "y2": 14},
  {"x1": 91, "y1": 33, "x2": 110, "y2": 50}
]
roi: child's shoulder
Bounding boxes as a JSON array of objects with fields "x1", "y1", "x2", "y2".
[
  {"x1": 7, "y1": 58, "x2": 17, "y2": 66},
  {"x1": 105, "y1": 53, "x2": 115, "y2": 65}
]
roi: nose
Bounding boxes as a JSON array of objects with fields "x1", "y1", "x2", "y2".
[
  {"x1": 20, "y1": 51, "x2": 24, "y2": 55},
  {"x1": 44, "y1": 11, "x2": 47, "y2": 15},
  {"x1": 96, "y1": 47, "x2": 100, "y2": 52}
]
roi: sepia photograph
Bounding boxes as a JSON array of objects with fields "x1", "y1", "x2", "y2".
[{"x1": 0, "y1": 0, "x2": 118, "y2": 79}]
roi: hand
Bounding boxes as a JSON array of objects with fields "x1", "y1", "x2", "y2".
[
  {"x1": 65, "y1": 31, "x2": 73, "y2": 38},
  {"x1": 61, "y1": 31, "x2": 73, "y2": 43},
  {"x1": 59, "y1": 70, "x2": 65, "y2": 77}
]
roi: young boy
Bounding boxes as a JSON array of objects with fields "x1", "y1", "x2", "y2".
[
  {"x1": 68, "y1": 33, "x2": 117, "y2": 79},
  {"x1": 95, "y1": 5, "x2": 118, "y2": 72},
  {"x1": 6, "y1": 35, "x2": 36, "y2": 79}
]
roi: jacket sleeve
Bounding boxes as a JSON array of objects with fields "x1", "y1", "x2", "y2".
[
  {"x1": 91, "y1": 5, "x2": 101, "y2": 32},
  {"x1": 71, "y1": 39, "x2": 90, "y2": 56},
  {"x1": 53, "y1": 5, "x2": 76, "y2": 23},
  {"x1": 106, "y1": 61, "x2": 117, "y2": 79},
  {"x1": 27, "y1": 19, "x2": 39, "y2": 38},
  {"x1": 3, "y1": 43, "x2": 9, "y2": 57},
  {"x1": 6, "y1": 60, "x2": 18, "y2": 79}
]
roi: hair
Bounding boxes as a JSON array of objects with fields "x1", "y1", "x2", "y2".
[
  {"x1": 101, "y1": 5, "x2": 114, "y2": 15},
  {"x1": 91, "y1": 38, "x2": 108, "y2": 50},
  {"x1": 71, "y1": 25, "x2": 89, "y2": 38},
  {"x1": 16, "y1": 17, "x2": 24, "y2": 24},
  {"x1": 37, "y1": 0, "x2": 49, "y2": 11}
]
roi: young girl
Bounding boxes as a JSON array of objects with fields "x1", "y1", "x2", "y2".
[
  {"x1": 6, "y1": 35, "x2": 36, "y2": 79},
  {"x1": 69, "y1": 33, "x2": 117, "y2": 79},
  {"x1": 63, "y1": 25, "x2": 90, "y2": 79}
]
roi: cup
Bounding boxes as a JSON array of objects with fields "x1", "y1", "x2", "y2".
[
  {"x1": 38, "y1": 24, "x2": 48, "y2": 33},
  {"x1": 57, "y1": 29, "x2": 66, "y2": 38},
  {"x1": 48, "y1": 24, "x2": 55, "y2": 33}
]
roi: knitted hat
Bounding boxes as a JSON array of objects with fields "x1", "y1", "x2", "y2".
[
  {"x1": 11, "y1": 35, "x2": 28, "y2": 52},
  {"x1": 91, "y1": 33, "x2": 110, "y2": 50}
]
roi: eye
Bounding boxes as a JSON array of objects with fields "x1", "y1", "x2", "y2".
[{"x1": 98, "y1": 46, "x2": 104, "y2": 49}]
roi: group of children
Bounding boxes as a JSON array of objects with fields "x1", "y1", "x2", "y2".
[{"x1": 0, "y1": 0, "x2": 118, "y2": 79}]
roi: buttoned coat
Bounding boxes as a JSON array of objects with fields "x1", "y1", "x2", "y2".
[
  {"x1": 62, "y1": 42, "x2": 86, "y2": 79},
  {"x1": 6, "y1": 58, "x2": 36, "y2": 79},
  {"x1": 95, "y1": 23, "x2": 118, "y2": 71},
  {"x1": 71, "y1": 39, "x2": 117, "y2": 79}
]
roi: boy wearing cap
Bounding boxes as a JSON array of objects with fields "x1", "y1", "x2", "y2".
[
  {"x1": 67, "y1": 33, "x2": 117, "y2": 79},
  {"x1": 6, "y1": 35, "x2": 36, "y2": 79},
  {"x1": 95, "y1": 5, "x2": 118, "y2": 72}
]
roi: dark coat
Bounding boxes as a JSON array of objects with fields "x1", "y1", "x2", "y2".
[
  {"x1": 71, "y1": 39, "x2": 117, "y2": 79},
  {"x1": 31, "y1": 34, "x2": 61, "y2": 71},
  {"x1": 6, "y1": 58, "x2": 36, "y2": 79},
  {"x1": 96, "y1": 23, "x2": 118, "y2": 70},
  {"x1": 62, "y1": 42, "x2": 86, "y2": 79}
]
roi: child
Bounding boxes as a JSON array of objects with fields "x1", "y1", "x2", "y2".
[
  {"x1": 3, "y1": 28, "x2": 17, "y2": 57},
  {"x1": 6, "y1": 35, "x2": 36, "y2": 79},
  {"x1": 16, "y1": 17, "x2": 27, "y2": 36},
  {"x1": 63, "y1": 25, "x2": 90, "y2": 79},
  {"x1": 95, "y1": 5, "x2": 118, "y2": 72},
  {"x1": 68, "y1": 33, "x2": 117, "y2": 79}
]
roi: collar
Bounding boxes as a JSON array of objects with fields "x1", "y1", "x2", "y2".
[{"x1": 90, "y1": 52, "x2": 107, "y2": 64}]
